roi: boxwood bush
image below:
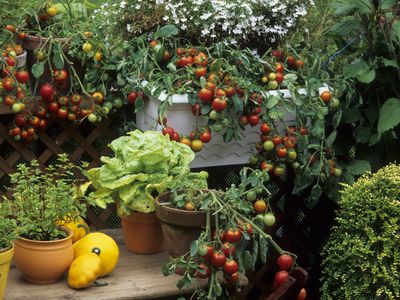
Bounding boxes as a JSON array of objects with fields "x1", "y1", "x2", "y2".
[{"x1": 321, "y1": 164, "x2": 400, "y2": 299}]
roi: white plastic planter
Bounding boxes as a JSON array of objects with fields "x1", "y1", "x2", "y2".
[
  {"x1": 136, "y1": 87, "x2": 329, "y2": 168},
  {"x1": 16, "y1": 51, "x2": 27, "y2": 68}
]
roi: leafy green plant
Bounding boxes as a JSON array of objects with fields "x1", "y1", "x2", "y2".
[
  {"x1": 162, "y1": 168, "x2": 297, "y2": 299},
  {"x1": 328, "y1": 0, "x2": 400, "y2": 168},
  {"x1": 2, "y1": 154, "x2": 87, "y2": 241},
  {"x1": 0, "y1": 201, "x2": 18, "y2": 249},
  {"x1": 84, "y1": 130, "x2": 208, "y2": 214},
  {"x1": 321, "y1": 164, "x2": 400, "y2": 300}
]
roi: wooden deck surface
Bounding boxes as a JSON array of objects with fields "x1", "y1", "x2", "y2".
[{"x1": 5, "y1": 229, "x2": 203, "y2": 300}]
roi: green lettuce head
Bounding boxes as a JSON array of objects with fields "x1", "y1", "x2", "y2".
[{"x1": 85, "y1": 130, "x2": 208, "y2": 214}]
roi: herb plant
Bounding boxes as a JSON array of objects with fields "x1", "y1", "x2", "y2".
[
  {"x1": 321, "y1": 164, "x2": 400, "y2": 300},
  {"x1": 3, "y1": 154, "x2": 88, "y2": 241},
  {"x1": 0, "y1": 201, "x2": 18, "y2": 250}
]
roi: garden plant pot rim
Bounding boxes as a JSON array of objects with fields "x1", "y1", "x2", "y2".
[
  {"x1": 16, "y1": 226, "x2": 73, "y2": 244},
  {"x1": 0, "y1": 243, "x2": 14, "y2": 264},
  {"x1": 24, "y1": 34, "x2": 71, "y2": 43},
  {"x1": 0, "y1": 242, "x2": 14, "y2": 254}
]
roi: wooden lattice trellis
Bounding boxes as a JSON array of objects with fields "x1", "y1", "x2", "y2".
[{"x1": 0, "y1": 105, "x2": 120, "y2": 229}]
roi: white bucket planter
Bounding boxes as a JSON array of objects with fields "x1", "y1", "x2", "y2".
[{"x1": 16, "y1": 51, "x2": 27, "y2": 68}]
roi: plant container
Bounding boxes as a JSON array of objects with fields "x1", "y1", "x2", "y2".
[
  {"x1": 155, "y1": 192, "x2": 213, "y2": 258},
  {"x1": 120, "y1": 211, "x2": 165, "y2": 254},
  {"x1": 0, "y1": 244, "x2": 14, "y2": 299},
  {"x1": 13, "y1": 227, "x2": 74, "y2": 284}
]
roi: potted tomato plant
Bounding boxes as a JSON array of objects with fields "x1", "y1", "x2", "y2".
[
  {"x1": 161, "y1": 167, "x2": 307, "y2": 298},
  {"x1": 0, "y1": 201, "x2": 18, "y2": 298},
  {"x1": 2, "y1": 154, "x2": 88, "y2": 284},
  {"x1": 84, "y1": 130, "x2": 208, "y2": 254}
]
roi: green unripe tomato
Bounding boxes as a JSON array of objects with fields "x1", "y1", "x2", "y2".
[
  {"x1": 102, "y1": 73, "x2": 109, "y2": 81},
  {"x1": 292, "y1": 162, "x2": 301, "y2": 169},
  {"x1": 212, "y1": 124, "x2": 223, "y2": 132},
  {"x1": 334, "y1": 168, "x2": 342, "y2": 177},
  {"x1": 263, "y1": 140, "x2": 274, "y2": 151},
  {"x1": 88, "y1": 113, "x2": 97, "y2": 123},
  {"x1": 263, "y1": 213, "x2": 276, "y2": 226},
  {"x1": 249, "y1": 155, "x2": 258, "y2": 165},
  {"x1": 221, "y1": 117, "x2": 229, "y2": 128},
  {"x1": 330, "y1": 98, "x2": 340, "y2": 108},
  {"x1": 12, "y1": 103, "x2": 22, "y2": 113},
  {"x1": 209, "y1": 110, "x2": 219, "y2": 121},
  {"x1": 113, "y1": 98, "x2": 123, "y2": 108},
  {"x1": 287, "y1": 150, "x2": 297, "y2": 161},
  {"x1": 101, "y1": 107, "x2": 110, "y2": 115},
  {"x1": 246, "y1": 191, "x2": 257, "y2": 202},
  {"x1": 197, "y1": 244, "x2": 208, "y2": 257}
]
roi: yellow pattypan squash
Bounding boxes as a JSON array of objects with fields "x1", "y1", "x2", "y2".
[
  {"x1": 74, "y1": 232, "x2": 119, "y2": 277},
  {"x1": 57, "y1": 216, "x2": 90, "y2": 243},
  {"x1": 68, "y1": 253, "x2": 101, "y2": 289}
]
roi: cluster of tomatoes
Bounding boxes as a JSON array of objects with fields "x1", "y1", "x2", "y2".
[
  {"x1": 194, "y1": 224, "x2": 253, "y2": 285},
  {"x1": 249, "y1": 125, "x2": 305, "y2": 177}
]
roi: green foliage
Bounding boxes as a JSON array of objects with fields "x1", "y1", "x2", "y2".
[
  {"x1": 2, "y1": 154, "x2": 87, "y2": 241},
  {"x1": 321, "y1": 164, "x2": 400, "y2": 300},
  {"x1": 329, "y1": 0, "x2": 400, "y2": 167},
  {"x1": 0, "y1": 201, "x2": 18, "y2": 249},
  {"x1": 84, "y1": 130, "x2": 208, "y2": 214}
]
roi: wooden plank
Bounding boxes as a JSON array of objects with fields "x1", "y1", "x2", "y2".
[{"x1": 5, "y1": 229, "x2": 207, "y2": 300}]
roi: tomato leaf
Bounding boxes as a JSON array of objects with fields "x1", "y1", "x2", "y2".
[
  {"x1": 224, "y1": 128, "x2": 235, "y2": 143},
  {"x1": 326, "y1": 130, "x2": 337, "y2": 147},
  {"x1": 266, "y1": 96, "x2": 280, "y2": 109},
  {"x1": 259, "y1": 236, "x2": 268, "y2": 264},
  {"x1": 200, "y1": 76, "x2": 207, "y2": 88},
  {"x1": 377, "y1": 98, "x2": 400, "y2": 137},
  {"x1": 153, "y1": 25, "x2": 178, "y2": 38},
  {"x1": 251, "y1": 240, "x2": 259, "y2": 270},
  {"x1": 52, "y1": 44, "x2": 64, "y2": 70},
  {"x1": 232, "y1": 94, "x2": 243, "y2": 113},
  {"x1": 243, "y1": 250, "x2": 253, "y2": 270},
  {"x1": 332, "y1": 110, "x2": 342, "y2": 128},
  {"x1": 190, "y1": 240, "x2": 198, "y2": 257},
  {"x1": 354, "y1": 126, "x2": 372, "y2": 144},
  {"x1": 31, "y1": 62, "x2": 44, "y2": 79},
  {"x1": 311, "y1": 184, "x2": 322, "y2": 200},
  {"x1": 293, "y1": 172, "x2": 313, "y2": 194}
]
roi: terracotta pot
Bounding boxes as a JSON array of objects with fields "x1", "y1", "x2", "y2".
[
  {"x1": 0, "y1": 244, "x2": 14, "y2": 299},
  {"x1": 13, "y1": 227, "x2": 74, "y2": 284},
  {"x1": 120, "y1": 212, "x2": 165, "y2": 254},
  {"x1": 155, "y1": 193, "x2": 212, "y2": 258}
]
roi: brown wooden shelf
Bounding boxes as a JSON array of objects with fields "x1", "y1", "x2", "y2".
[{"x1": 5, "y1": 229, "x2": 201, "y2": 300}]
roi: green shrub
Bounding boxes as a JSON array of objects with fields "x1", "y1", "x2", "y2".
[{"x1": 321, "y1": 164, "x2": 400, "y2": 300}]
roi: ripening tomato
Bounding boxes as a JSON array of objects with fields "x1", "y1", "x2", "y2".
[
  {"x1": 67, "y1": 112, "x2": 77, "y2": 122},
  {"x1": 127, "y1": 91, "x2": 138, "y2": 104},
  {"x1": 225, "y1": 86, "x2": 236, "y2": 98},
  {"x1": 276, "y1": 72, "x2": 284, "y2": 84},
  {"x1": 297, "y1": 288, "x2": 307, "y2": 300},
  {"x1": 191, "y1": 139, "x2": 204, "y2": 152},
  {"x1": 253, "y1": 200, "x2": 267, "y2": 214},
  {"x1": 56, "y1": 108, "x2": 68, "y2": 119},
  {"x1": 162, "y1": 127, "x2": 175, "y2": 139},
  {"x1": 239, "y1": 115, "x2": 248, "y2": 126},
  {"x1": 194, "y1": 52, "x2": 208, "y2": 67},
  {"x1": 287, "y1": 56, "x2": 296, "y2": 67},
  {"x1": 4, "y1": 95, "x2": 16, "y2": 106},
  {"x1": 195, "y1": 67, "x2": 207, "y2": 78},
  {"x1": 300, "y1": 127, "x2": 309, "y2": 135},
  {"x1": 3, "y1": 77, "x2": 15, "y2": 92},
  {"x1": 71, "y1": 94, "x2": 82, "y2": 105},
  {"x1": 195, "y1": 263, "x2": 211, "y2": 279},
  {"x1": 272, "y1": 136, "x2": 282, "y2": 146},
  {"x1": 273, "y1": 165, "x2": 285, "y2": 177},
  {"x1": 29, "y1": 116, "x2": 41, "y2": 128},
  {"x1": 180, "y1": 137, "x2": 192, "y2": 147},
  {"x1": 92, "y1": 92, "x2": 104, "y2": 104},
  {"x1": 192, "y1": 103, "x2": 201, "y2": 116},
  {"x1": 320, "y1": 91, "x2": 332, "y2": 103},
  {"x1": 295, "y1": 60, "x2": 305, "y2": 69},
  {"x1": 58, "y1": 96, "x2": 69, "y2": 106}
]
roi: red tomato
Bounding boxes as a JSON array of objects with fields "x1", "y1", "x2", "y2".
[
  {"x1": 215, "y1": 89, "x2": 226, "y2": 98},
  {"x1": 57, "y1": 108, "x2": 68, "y2": 119},
  {"x1": 261, "y1": 161, "x2": 274, "y2": 173},
  {"x1": 276, "y1": 72, "x2": 284, "y2": 84},
  {"x1": 284, "y1": 136, "x2": 296, "y2": 149},
  {"x1": 225, "y1": 229, "x2": 242, "y2": 243},
  {"x1": 58, "y1": 96, "x2": 69, "y2": 106},
  {"x1": 211, "y1": 252, "x2": 227, "y2": 268},
  {"x1": 225, "y1": 86, "x2": 236, "y2": 98},
  {"x1": 53, "y1": 69, "x2": 68, "y2": 83},
  {"x1": 260, "y1": 123, "x2": 271, "y2": 134},
  {"x1": 15, "y1": 71, "x2": 29, "y2": 84},
  {"x1": 39, "y1": 83, "x2": 54, "y2": 102},
  {"x1": 274, "y1": 271, "x2": 289, "y2": 287},
  {"x1": 211, "y1": 97, "x2": 227, "y2": 112},
  {"x1": 4, "y1": 95, "x2": 16, "y2": 106},
  {"x1": 39, "y1": 119, "x2": 47, "y2": 130},
  {"x1": 200, "y1": 131, "x2": 212, "y2": 143},
  {"x1": 47, "y1": 102, "x2": 60, "y2": 113},
  {"x1": 272, "y1": 136, "x2": 282, "y2": 146},
  {"x1": 277, "y1": 254, "x2": 294, "y2": 271},
  {"x1": 27, "y1": 127, "x2": 35, "y2": 136},
  {"x1": 127, "y1": 91, "x2": 138, "y2": 104},
  {"x1": 29, "y1": 116, "x2": 41, "y2": 128},
  {"x1": 221, "y1": 242, "x2": 236, "y2": 257},
  {"x1": 300, "y1": 127, "x2": 309, "y2": 135},
  {"x1": 248, "y1": 114, "x2": 259, "y2": 126},
  {"x1": 162, "y1": 127, "x2": 175, "y2": 139},
  {"x1": 276, "y1": 146, "x2": 287, "y2": 158},
  {"x1": 198, "y1": 88, "x2": 213, "y2": 103},
  {"x1": 224, "y1": 259, "x2": 239, "y2": 275},
  {"x1": 15, "y1": 114, "x2": 27, "y2": 127},
  {"x1": 179, "y1": 56, "x2": 194, "y2": 68},
  {"x1": 2, "y1": 77, "x2": 15, "y2": 92}
]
